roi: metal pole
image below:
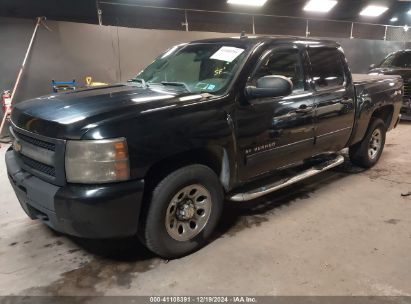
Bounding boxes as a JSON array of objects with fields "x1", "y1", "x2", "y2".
[
  {"x1": 350, "y1": 22, "x2": 354, "y2": 39},
  {"x1": 305, "y1": 20, "x2": 310, "y2": 37},
  {"x1": 0, "y1": 17, "x2": 43, "y2": 136},
  {"x1": 252, "y1": 16, "x2": 255, "y2": 35},
  {"x1": 96, "y1": 0, "x2": 102, "y2": 26},
  {"x1": 183, "y1": 10, "x2": 189, "y2": 32},
  {"x1": 384, "y1": 25, "x2": 387, "y2": 41}
]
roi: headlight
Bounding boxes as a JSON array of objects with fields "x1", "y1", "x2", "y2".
[{"x1": 65, "y1": 138, "x2": 130, "y2": 183}]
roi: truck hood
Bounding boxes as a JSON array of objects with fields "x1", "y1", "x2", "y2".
[
  {"x1": 369, "y1": 67, "x2": 411, "y2": 79},
  {"x1": 11, "y1": 84, "x2": 196, "y2": 139}
]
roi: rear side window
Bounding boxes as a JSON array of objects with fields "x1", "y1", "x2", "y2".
[
  {"x1": 395, "y1": 52, "x2": 411, "y2": 67},
  {"x1": 307, "y1": 48, "x2": 345, "y2": 90}
]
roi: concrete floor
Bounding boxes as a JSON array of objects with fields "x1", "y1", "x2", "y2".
[{"x1": 0, "y1": 123, "x2": 410, "y2": 296}]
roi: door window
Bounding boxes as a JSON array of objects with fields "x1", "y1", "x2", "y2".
[
  {"x1": 379, "y1": 53, "x2": 396, "y2": 68},
  {"x1": 251, "y1": 49, "x2": 305, "y2": 92},
  {"x1": 307, "y1": 48, "x2": 345, "y2": 90}
]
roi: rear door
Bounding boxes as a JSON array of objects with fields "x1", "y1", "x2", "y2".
[{"x1": 306, "y1": 47, "x2": 355, "y2": 154}]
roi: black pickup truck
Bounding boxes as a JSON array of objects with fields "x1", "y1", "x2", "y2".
[
  {"x1": 369, "y1": 49, "x2": 411, "y2": 120},
  {"x1": 6, "y1": 37, "x2": 402, "y2": 258}
]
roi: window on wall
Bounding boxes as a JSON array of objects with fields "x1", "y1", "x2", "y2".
[
  {"x1": 252, "y1": 49, "x2": 305, "y2": 92},
  {"x1": 307, "y1": 48, "x2": 345, "y2": 90}
]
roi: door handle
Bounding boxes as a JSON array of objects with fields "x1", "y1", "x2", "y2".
[{"x1": 295, "y1": 105, "x2": 314, "y2": 114}]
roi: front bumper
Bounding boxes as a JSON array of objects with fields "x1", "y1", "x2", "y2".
[
  {"x1": 401, "y1": 99, "x2": 411, "y2": 121},
  {"x1": 6, "y1": 149, "x2": 145, "y2": 239}
]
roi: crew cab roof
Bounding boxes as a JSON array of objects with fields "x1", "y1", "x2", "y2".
[
  {"x1": 389, "y1": 49, "x2": 411, "y2": 54},
  {"x1": 188, "y1": 36, "x2": 341, "y2": 48}
]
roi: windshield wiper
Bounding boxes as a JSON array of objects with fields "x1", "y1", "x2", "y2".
[
  {"x1": 160, "y1": 82, "x2": 191, "y2": 93},
  {"x1": 128, "y1": 78, "x2": 148, "y2": 88}
]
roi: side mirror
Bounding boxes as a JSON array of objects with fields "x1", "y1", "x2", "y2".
[
  {"x1": 369, "y1": 64, "x2": 376, "y2": 70},
  {"x1": 246, "y1": 75, "x2": 293, "y2": 100}
]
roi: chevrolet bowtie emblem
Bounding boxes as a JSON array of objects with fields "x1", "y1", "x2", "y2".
[{"x1": 13, "y1": 140, "x2": 22, "y2": 152}]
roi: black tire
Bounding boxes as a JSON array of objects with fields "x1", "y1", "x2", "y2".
[
  {"x1": 349, "y1": 118, "x2": 386, "y2": 168},
  {"x1": 140, "y1": 164, "x2": 224, "y2": 259}
]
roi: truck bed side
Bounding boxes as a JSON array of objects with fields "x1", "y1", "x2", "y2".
[{"x1": 348, "y1": 74, "x2": 402, "y2": 146}]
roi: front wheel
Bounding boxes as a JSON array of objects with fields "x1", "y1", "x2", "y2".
[
  {"x1": 349, "y1": 118, "x2": 386, "y2": 168},
  {"x1": 140, "y1": 164, "x2": 224, "y2": 259}
]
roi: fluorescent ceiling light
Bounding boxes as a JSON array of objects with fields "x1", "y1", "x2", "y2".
[
  {"x1": 303, "y1": 0, "x2": 338, "y2": 13},
  {"x1": 227, "y1": 0, "x2": 268, "y2": 7},
  {"x1": 359, "y1": 5, "x2": 389, "y2": 17},
  {"x1": 390, "y1": 17, "x2": 398, "y2": 22}
]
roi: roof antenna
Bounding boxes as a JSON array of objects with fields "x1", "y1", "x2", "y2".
[{"x1": 240, "y1": 31, "x2": 247, "y2": 39}]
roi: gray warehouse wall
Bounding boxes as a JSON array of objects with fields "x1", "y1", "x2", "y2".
[
  {"x1": 0, "y1": 16, "x2": 409, "y2": 103},
  {"x1": 0, "y1": 18, "x2": 119, "y2": 103}
]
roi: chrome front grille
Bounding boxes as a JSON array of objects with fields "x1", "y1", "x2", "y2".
[
  {"x1": 10, "y1": 124, "x2": 66, "y2": 186},
  {"x1": 403, "y1": 80, "x2": 411, "y2": 101},
  {"x1": 14, "y1": 130, "x2": 56, "y2": 151}
]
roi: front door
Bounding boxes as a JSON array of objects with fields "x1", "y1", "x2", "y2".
[{"x1": 236, "y1": 45, "x2": 316, "y2": 182}]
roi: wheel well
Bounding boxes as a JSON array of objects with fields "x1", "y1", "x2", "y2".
[
  {"x1": 138, "y1": 148, "x2": 225, "y2": 226},
  {"x1": 371, "y1": 105, "x2": 394, "y2": 129},
  {"x1": 143, "y1": 148, "x2": 224, "y2": 194}
]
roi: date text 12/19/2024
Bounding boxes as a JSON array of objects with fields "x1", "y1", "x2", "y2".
[{"x1": 149, "y1": 297, "x2": 257, "y2": 303}]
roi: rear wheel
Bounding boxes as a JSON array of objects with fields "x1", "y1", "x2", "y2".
[
  {"x1": 140, "y1": 164, "x2": 223, "y2": 259},
  {"x1": 349, "y1": 118, "x2": 386, "y2": 168}
]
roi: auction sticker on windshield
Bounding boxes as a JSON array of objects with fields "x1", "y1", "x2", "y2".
[{"x1": 210, "y1": 47, "x2": 244, "y2": 62}]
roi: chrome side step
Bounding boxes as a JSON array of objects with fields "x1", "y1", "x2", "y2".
[{"x1": 228, "y1": 155, "x2": 345, "y2": 202}]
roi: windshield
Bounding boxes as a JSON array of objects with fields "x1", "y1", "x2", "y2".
[
  {"x1": 132, "y1": 43, "x2": 248, "y2": 94},
  {"x1": 380, "y1": 52, "x2": 411, "y2": 68}
]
